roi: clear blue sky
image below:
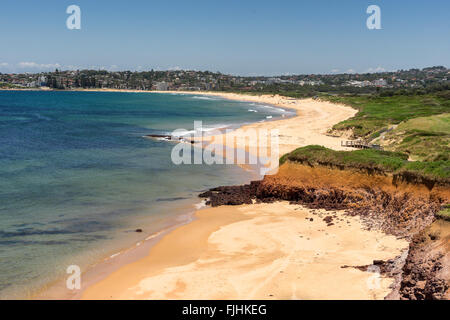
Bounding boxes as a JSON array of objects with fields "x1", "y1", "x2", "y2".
[{"x1": 0, "y1": 0, "x2": 449, "y2": 75}]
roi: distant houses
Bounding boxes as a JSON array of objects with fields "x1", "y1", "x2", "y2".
[
  {"x1": 153, "y1": 81, "x2": 169, "y2": 91},
  {"x1": 345, "y1": 78, "x2": 388, "y2": 88},
  {"x1": 0, "y1": 66, "x2": 447, "y2": 92}
]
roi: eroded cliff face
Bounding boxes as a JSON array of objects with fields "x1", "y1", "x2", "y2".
[
  {"x1": 201, "y1": 162, "x2": 449, "y2": 236},
  {"x1": 199, "y1": 161, "x2": 450, "y2": 299},
  {"x1": 258, "y1": 162, "x2": 449, "y2": 236}
]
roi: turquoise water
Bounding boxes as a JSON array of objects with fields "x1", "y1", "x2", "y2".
[{"x1": 0, "y1": 91, "x2": 290, "y2": 298}]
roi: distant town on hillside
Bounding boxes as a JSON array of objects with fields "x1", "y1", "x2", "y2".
[{"x1": 1, "y1": 66, "x2": 448, "y2": 97}]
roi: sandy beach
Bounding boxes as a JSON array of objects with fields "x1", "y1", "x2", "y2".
[
  {"x1": 3, "y1": 0, "x2": 448, "y2": 304},
  {"x1": 75, "y1": 91, "x2": 412, "y2": 300},
  {"x1": 83, "y1": 202, "x2": 409, "y2": 300},
  {"x1": 182, "y1": 92, "x2": 357, "y2": 155}
]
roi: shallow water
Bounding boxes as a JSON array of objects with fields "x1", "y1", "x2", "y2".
[{"x1": 0, "y1": 91, "x2": 289, "y2": 298}]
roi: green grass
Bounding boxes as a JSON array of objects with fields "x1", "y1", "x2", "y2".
[
  {"x1": 383, "y1": 114, "x2": 450, "y2": 161},
  {"x1": 280, "y1": 145, "x2": 450, "y2": 181},
  {"x1": 391, "y1": 113, "x2": 449, "y2": 136},
  {"x1": 280, "y1": 145, "x2": 408, "y2": 171},
  {"x1": 400, "y1": 160, "x2": 450, "y2": 180},
  {"x1": 323, "y1": 92, "x2": 450, "y2": 161},
  {"x1": 324, "y1": 93, "x2": 450, "y2": 138},
  {"x1": 436, "y1": 205, "x2": 450, "y2": 221}
]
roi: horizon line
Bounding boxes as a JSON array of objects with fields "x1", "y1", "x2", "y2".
[{"x1": 1, "y1": 65, "x2": 448, "y2": 78}]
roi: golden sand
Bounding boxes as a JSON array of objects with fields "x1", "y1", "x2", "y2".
[
  {"x1": 77, "y1": 91, "x2": 411, "y2": 300},
  {"x1": 83, "y1": 202, "x2": 408, "y2": 300}
]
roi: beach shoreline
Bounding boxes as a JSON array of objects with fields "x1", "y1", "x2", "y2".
[
  {"x1": 31, "y1": 90, "x2": 290, "y2": 299},
  {"x1": 34, "y1": 202, "x2": 199, "y2": 300},
  {"x1": 74, "y1": 88, "x2": 358, "y2": 156},
  {"x1": 34, "y1": 90, "x2": 392, "y2": 300}
]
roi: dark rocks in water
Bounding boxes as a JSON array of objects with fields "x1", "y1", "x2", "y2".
[
  {"x1": 135, "y1": 229, "x2": 143, "y2": 233},
  {"x1": 156, "y1": 197, "x2": 188, "y2": 202},
  {"x1": 145, "y1": 134, "x2": 173, "y2": 140},
  {"x1": 145, "y1": 134, "x2": 185, "y2": 142},
  {"x1": 145, "y1": 134, "x2": 195, "y2": 144}
]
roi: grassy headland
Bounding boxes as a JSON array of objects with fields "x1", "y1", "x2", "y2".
[
  {"x1": 323, "y1": 91, "x2": 450, "y2": 161},
  {"x1": 324, "y1": 92, "x2": 449, "y2": 137},
  {"x1": 280, "y1": 145, "x2": 450, "y2": 183}
]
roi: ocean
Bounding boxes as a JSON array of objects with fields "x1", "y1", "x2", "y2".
[{"x1": 0, "y1": 90, "x2": 291, "y2": 298}]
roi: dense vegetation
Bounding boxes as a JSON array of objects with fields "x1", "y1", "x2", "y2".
[{"x1": 279, "y1": 145, "x2": 450, "y2": 182}]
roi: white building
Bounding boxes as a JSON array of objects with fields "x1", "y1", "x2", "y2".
[{"x1": 373, "y1": 79, "x2": 387, "y2": 87}]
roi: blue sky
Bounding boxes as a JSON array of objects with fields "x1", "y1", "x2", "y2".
[{"x1": 0, "y1": 0, "x2": 449, "y2": 75}]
